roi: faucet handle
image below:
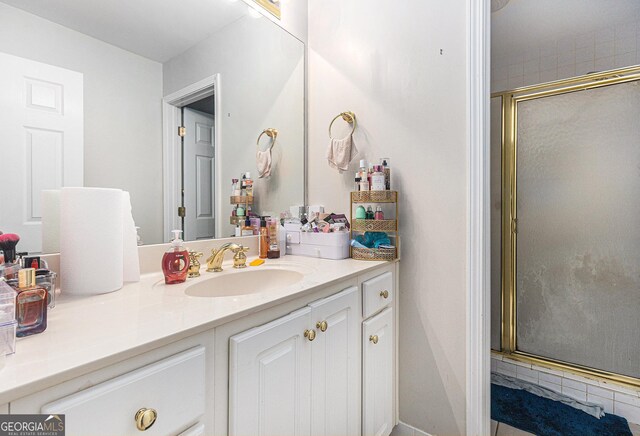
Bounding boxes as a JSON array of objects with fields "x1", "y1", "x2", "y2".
[
  {"x1": 188, "y1": 251, "x2": 203, "y2": 278},
  {"x1": 232, "y1": 244, "x2": 249, "y2": 253},
  {"x1": 232, "y1": 245, "x2": 249, "y2": 269}
]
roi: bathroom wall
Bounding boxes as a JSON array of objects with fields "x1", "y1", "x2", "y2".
[
  {"x1": 307, "y1": 1, "x2": 468, "y2": 434},
  {"x1": 0, "y1": 3, "x2": 164, "y2": 245},
  {"x1": 492, "y1": 8, "x2": 640, "y2": 92},
  {"x1": 163, "y1": 16, "x2": 305, "y2": 234}
]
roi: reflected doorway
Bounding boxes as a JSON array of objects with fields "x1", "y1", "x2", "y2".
[{"x1": 162, "y1": 74, "x2": 221, "y2": 242}]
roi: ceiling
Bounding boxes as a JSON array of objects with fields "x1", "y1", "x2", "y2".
[
  {"x1": 0, "y1": 0, "x2": 250, "y2": 62},
  {"x1": 492, "y1": 0, "x2": 640, "y2": 57}
]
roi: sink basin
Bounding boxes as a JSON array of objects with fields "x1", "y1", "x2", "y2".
[{"x1": 184, "y1": 268, "x2": 305, "y2": 297}]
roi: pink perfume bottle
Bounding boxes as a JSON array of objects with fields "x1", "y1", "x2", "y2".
[
  {"x1": 162, "y1": 230, "x2": 189, "y2": 284},
  {"x1": 14, "y1": 268, "x2": 48, "y2": 337}
]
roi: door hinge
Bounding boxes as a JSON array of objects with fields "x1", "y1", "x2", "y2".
[
  {"x1": 511, "y1": 218, "x2": 518, "y2": 234},
  {"x1": 178, "y1": 206, "x2": 186, "y2": 218},
  {"x1": 178, "y1": 126, "x2": 186, "y2": 137}
]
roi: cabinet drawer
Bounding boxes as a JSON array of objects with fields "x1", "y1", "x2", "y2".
[
  {"x1": 41, "y1": 347, "x2": 205, "y2": 436},
  {"x1": 362, "y1": 271, "x2": 393, "y2": 318}
]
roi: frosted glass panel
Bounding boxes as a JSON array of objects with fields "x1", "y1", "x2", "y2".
[
  {"x1": 516, "y1": 81, "x2": 640, "y2": 378},
  {"x1": 490, "y1": 96, "x2": 503, "y2": 351}
]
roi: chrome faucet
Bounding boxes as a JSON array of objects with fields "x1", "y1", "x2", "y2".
[{"x1": 206, "y1": 243, "x2": 248, "y2": 272}]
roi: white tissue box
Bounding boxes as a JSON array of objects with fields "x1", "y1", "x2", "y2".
[{"x1": 285, "y1": 230, "x2": 350, "y2": 260}]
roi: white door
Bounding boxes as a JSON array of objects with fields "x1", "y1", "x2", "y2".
[
  {"x1": 362, "y1": 307, "x2": 394, "y2": 436},
  {"x1": 229, "y1": 307, "x2": 312, "y2": 436},
  {"x1": 183, "y1": 108, "x2": 214, "y2": 241},
  {"x1": 0, "y1": 52, "x2": 83, "y2": 253},
  {"x1": 309, "y1": 286, "x2": 361, "y2": 436}
]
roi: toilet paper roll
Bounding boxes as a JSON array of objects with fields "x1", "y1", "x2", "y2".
[
  {"x1": 41, "y1": 190, "x2": 61, "y2": 254},
  {"x1": 122, "y1": 192, "x2": 140, "y2": 282},
  {"x1": 60, "y1": 187, "x2": 124, "y2": 295}
]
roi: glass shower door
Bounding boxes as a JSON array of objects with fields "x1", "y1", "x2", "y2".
[{"x1": 515, "y1": 80, "x2": 640, "y2": 379}]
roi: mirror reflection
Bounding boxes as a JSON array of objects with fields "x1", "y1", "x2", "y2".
[{"x1": 0, "y1": 0, "x2": 305, "y2": 253}]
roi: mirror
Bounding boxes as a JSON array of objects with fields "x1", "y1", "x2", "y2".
[{"x1": 0, "y1": 0, "x2": 305, "y2": 253}]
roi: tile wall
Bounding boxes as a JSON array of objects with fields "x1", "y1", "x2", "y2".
[
  {"x1": 492, "y1": 353, "x2": 640, "y2": 425},
  {"x1": 492, "y1": 19, "x2": 640, "y2": 92}
]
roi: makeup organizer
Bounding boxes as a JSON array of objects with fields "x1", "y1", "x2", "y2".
[{"x1": 350, "y1": 190, "x2": 399, "y2": 261}]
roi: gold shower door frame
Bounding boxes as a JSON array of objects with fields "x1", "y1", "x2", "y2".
[{"x1": 495, "y1": 65, "x2": 640, "y2": 388}]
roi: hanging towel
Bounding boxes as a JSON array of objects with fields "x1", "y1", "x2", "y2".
[
  {"x1": 257, "y1": 149, "x2": 272, "y2": 178},
  {"x1": 327, "y1": 135, "x2": 358, "y2": 172}
]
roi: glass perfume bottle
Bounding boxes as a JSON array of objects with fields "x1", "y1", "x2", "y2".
[
  {"x1": 14, "y1": 268, "x2": 48, "y2": 337},
  {"x1": 162, "y1": 230, "x2": 189, "y2": 284}
]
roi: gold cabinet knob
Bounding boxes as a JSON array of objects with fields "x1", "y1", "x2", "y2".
[
  {"x1": 316, "y1": 320, "x2": 328, "y2": 332},
  {"x1": 369, "y1": 335, "x2": 379, "y2": 344},
  {"x1": 304, "y1": 329, "x2": 316, "y2": 341},
  {"x1": 135, "y1": 408, "x2": 157, "y2": 431},
  {"x1": 380, "y1": 290, "x2": 389, "y2": 299}
]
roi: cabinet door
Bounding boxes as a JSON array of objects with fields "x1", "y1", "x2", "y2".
[
  {"x1": 309, "y1": 286, "x2": 360, "y2": 436},
  {"x1": 362, "y1": 307, "x2": 394, "y2": 436},
  {"x1": 229, "y1": 307, "x2": 312, "y2": 436}
]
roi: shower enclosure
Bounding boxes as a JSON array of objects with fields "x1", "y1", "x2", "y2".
[{"x1": 491, "y1": 66, "x2": 640, "y2": 387}]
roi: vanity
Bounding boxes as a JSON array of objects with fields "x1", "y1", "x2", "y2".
[
  {"x1": 0, "y1": 1, "x2": 400, "y2": 434},
  {"x1": 0, "y1": 254, "x2": 398, "y2": 436}
]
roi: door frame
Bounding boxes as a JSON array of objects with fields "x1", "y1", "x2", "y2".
[
  {"x1": 162, "y1": 74, "x2": 222, "y2": 241},
  {"x1": 466, "y1": 0, "x2": 491, "y2": 435}
]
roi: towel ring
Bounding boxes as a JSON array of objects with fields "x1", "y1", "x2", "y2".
[
  {"x1": 328, "y1": 111, "x2": 357, "y2": 139},
  {"x1": 257, "y1": 128, "x2": 278, "y2": 151}
]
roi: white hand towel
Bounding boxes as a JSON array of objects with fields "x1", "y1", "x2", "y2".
[
  {"x1": 327, "y1": 135, "x2": 358, "y2": 172},
  {"x1": 257, "y1": 149, "x2": 272, "y2": 178}
]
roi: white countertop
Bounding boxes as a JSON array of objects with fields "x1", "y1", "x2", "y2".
[{"x1": 0, "y1": 255, "x2": 388, "y2": 403}]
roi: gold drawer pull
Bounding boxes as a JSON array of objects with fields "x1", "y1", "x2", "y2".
[
  {"x1": 304, "y1": 329, "x2": 316, "y2": 341},
  {"x1": 135, "y1": 408, "x2": 157, "y2": 431},
  {"x1": 380, "y1": 290, "x2": 389, "y2": 299},
  {"x1": 316, "y1": 320, "x2": 328, "y2": 332},
  {"x1": 369, "y1": 335, "x2": 379, "y2": 344}
]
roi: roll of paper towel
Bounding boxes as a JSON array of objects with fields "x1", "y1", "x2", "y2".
[
  {"x1": 60, "y1": 187, "x2": 124, "y2": 295},
  {"x1": 122, "y1": 192, "x2": 140, "y2": 282},
  {"x1": 41, "y1": 190, "x2": 61, "y2": 254}
]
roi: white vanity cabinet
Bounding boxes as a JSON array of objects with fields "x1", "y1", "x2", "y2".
[
  {"x1": 309, "y1": 287, "x2": 361, "y2": 436},
  {"x1": 5, "y1": 261, "x2": 397, "y2": 436},
  {"x1": 363, "y1": 308, "x2": 394, "y2": 436},
  {"x1": 38, "y1": 347, "x2": 206, "y2": 436},
  {"x1": 361, "y1": 269, "x2": 396, "y2": 436},
  {"x1": 229, "y1": 307, "x2": 313, "y2": 436},
  {"x1": 229, "y1": 286, "x2": 361, "y2": 436},
  {"x1": 10, "y1": 332, "x2": 215, "y2": 436}
]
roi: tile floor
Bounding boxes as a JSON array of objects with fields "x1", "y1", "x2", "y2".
[{"x1": 490, "y1": 419, "x2": 640, "y2": 436}]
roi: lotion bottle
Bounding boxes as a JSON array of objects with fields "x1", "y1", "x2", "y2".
[
  {"x1": 259, "y1": 218, "x2": 269, "y2": 259},
  {"x1": 267, "y1": 218, "x2": 280, "y2": 259},
  {"x1": 162, "y1": 230, "x2": 189, "y2": 284},
  {"x1": 242, "y1": 218, "x2": 254, "y2": 236}
]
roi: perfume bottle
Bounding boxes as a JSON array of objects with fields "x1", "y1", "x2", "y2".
[
  {"x1": 162, "y1": 230, "x2": 189, "y2": 284},
  {"x1": 14, "y1": 268, "x2": 48, "y2": 337}
]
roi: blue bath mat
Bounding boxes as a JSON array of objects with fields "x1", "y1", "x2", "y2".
[{"x1": 492, "y1": 383, "x2": 632, "y2": 436}]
